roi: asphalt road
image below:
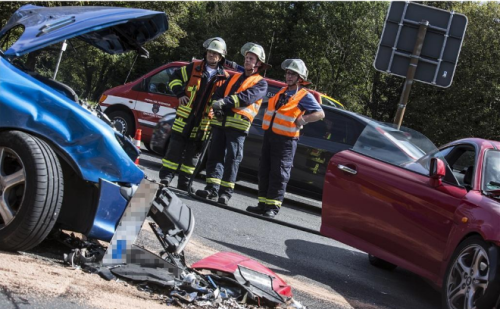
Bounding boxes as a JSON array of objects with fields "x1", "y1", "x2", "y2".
[{"x1": 138, "y1": 149, "x2": 442, "y2": 309}]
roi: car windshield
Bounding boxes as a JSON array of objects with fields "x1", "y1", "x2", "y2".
[
  {"x1": 482, "y1": 150, "x2": 500, "y2": 192},
  {"x1": 353, "y1": 122, "x2": 437, "y2": 166}
]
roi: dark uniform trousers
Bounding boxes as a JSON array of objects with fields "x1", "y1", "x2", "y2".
[
  {"x1": 160, "y1": 132, "x2": 203, "y2": 186},
  {"x1": 205, "y1": 126, "x2": 246, "y2": 197},
  {"x1": 258, "y1": 130, "x2": 297, "y2": 210}
]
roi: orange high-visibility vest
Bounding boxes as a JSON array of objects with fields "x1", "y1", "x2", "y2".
[
  {"x1": 173, "y1": 60, "x2": 227, "y2": 139},
  {"x1": 262, "y1": 87, "x2": 308, "y2": 138},
  {"x1": 225, "y1": 73, "x2": 263, "y2": 122}
]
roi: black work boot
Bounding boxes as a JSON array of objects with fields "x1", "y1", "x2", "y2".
[
  {"x1": 263, "y1": 206, "x2": 280, "y2": 218},
  {"x1": 159, "y1": 168, "x2": 172, "y2": 186},
  {"x1": 218, "y1": 194, "x2": 231, "y2": 205},
  {"x1": 195, "y1": 189, "x2": 218, "y2": 202},
  {"x1": 246, "y1": 202, "x2": 266, "y2": 215},
  {"x1": 177, "y1": 175, "x2": 190, "y2": 191},
  {"x1": 177, "y1": 181, "x2": 190, "y2": 191}
]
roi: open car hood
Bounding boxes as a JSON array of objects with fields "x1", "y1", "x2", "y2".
[{"x1": 0, "y1": 4, "x2": 168, "y2": 57}]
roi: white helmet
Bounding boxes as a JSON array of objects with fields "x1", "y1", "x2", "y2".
[
  {"x1": 240, "y1": 42, "x2": 266, "y2": 63},
  {"x1": 281, "y1": 59, "x2": 308, "y2": 81},
  {"x1": 203, "y1": 37, "x2": 227, "y2": 56}
]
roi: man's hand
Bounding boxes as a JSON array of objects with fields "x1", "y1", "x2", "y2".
[
  {"x1": 295, "y1": 115, "x2": 308, "y2": 128},
  {"x1": 178, "y1": 96, "x2": 189, "y2": 106},
  {"x1": 212, "y1": 99, "x2": 225, "y2": 110}
]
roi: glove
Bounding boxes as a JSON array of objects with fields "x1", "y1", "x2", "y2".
[
  {"x1": 295, "y1": 115, "x2": 308, "y2": 127},
  {"x1": 225, "y1": 60, "x2": 239, "y2": 70},
  {"x1": 212, "y1": 99, "x2": 225, "y2": 110}
]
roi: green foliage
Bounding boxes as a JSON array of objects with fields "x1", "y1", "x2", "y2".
[{"x1": 1, "y1": 2, "x2": 499, "y2": 145}]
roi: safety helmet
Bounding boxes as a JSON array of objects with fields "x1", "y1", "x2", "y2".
[
  {"x1": 240, "y1": 42, "x2": 266, "y2": 63},
  {"x1": 203, "y1": 37, "x2": 227, "y2": 56},
  {"x1": 281, "y1": 59, "x2": 308, "y2": 81}
]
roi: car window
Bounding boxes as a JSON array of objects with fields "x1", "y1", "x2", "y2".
[
  {"x1": 321, "y1": 96, "x2": 343, "y2": 109},
  {"x1": 405, "y1": 145, "x2": 467, "y2": 187},
  {"x1": 302, "y1": 111, "x2": 362, "y2": 146},
  {"x1": 146, "y1": 67, "x2": 176, "y2": 96},
  {"x1": 482, "y1": 150, "x2": 500, "y2": 191}
]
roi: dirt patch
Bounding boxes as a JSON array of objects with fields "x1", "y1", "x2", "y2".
[{"x1": 0, "y1": 249, "x2": 175, "y2": 309}]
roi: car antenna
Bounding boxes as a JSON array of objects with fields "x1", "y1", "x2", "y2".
[{"x1": 124, "y1": 53, "x2": 139, "y2": 84}]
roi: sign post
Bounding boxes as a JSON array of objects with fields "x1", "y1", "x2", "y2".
[
  {"x1": 373, "y1": 2, "x2": 468, "y2": 129},
  {"x1": 394, "y1": 20, "x2": 429, "y2": 129}
]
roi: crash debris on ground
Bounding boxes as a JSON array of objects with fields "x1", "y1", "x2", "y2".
[{"x1": 58, "y1": 184, "x2": 306, "y2": 309}]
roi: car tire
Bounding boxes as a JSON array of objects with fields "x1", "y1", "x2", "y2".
[
  {"x1": 368, "y1": 254, "x2": 398, "y2": 271},
  {"x1": 442, "y1": 236, "x2": 499, "y2": 309},
  {"x1": 0, "y1": 131, "x2": 64, "y2": 251},
  {"x1": 108, "y1": 110, "x2": 135, "y2": 138}
]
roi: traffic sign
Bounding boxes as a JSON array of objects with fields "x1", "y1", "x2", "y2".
[{"x1": 374, "y1": 2, "x2": 468, "y2": 88}]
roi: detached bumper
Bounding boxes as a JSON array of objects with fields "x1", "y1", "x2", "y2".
[{"x1": 87, "y1": 179, "x2": 138, "y2": 241}]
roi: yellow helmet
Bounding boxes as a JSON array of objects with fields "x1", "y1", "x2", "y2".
[
  {"x1": 240, "y1": 42, "x2": 266, "y2": 63},
  {"x1": 281, "y1": 59, "x2": 308, "y2": 81}
]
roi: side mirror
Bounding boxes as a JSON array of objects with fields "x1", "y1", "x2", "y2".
[{"x1": 430, "y1": 157, "x2": 446, "y2": 186}]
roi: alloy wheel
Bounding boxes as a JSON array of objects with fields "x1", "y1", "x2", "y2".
[
  {"x1": 446, "y1": 244, "x2": 490, "y2": 309},
  {"x1": 0, "y1": 147, "x2": 26, "y2": 229}
]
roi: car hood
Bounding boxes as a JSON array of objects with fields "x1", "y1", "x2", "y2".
[{"x1": 0, "y1": 4, "x2": 168, "y2": 57}]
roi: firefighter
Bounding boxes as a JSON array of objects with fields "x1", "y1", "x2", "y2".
[
  {"x1": 195, "y1": 42, "x2": 269, "y2": 205},
  {"x1": 158, "y1": 37, "x2": 230, "y2": 191},
  {"x1": 247, "y1": 59, "x2": 325, "y2": 218}
]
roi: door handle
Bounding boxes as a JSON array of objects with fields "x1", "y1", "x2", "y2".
[{"x1": 337, "y1": 164, "x2": 357, "y2": 175}]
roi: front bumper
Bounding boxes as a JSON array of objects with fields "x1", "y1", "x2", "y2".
[{"x1": 87, "y1": 179, "x2": 138, "y2": 241}]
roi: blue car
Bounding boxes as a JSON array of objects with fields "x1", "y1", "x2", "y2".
[{"x1": 0, "y1": 5, "x2": 168, "y2": 251}]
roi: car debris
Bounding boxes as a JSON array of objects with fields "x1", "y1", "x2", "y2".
[{"x1": 59, "y1": 179, "x2": 306, "y2": 309}]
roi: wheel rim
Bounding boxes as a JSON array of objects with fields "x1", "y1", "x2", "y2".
[
  {"x1": 446, "y1": 244, "x2": 490, "y2": 309},
  {"x1": 0, "y1": 147, "x2": 26, "y2": 229},
  {"x1": 113, "y1": 117, "x2": 127, "y2": 135}
]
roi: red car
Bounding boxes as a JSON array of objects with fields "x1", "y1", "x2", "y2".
[
  {"x1": 99, "y1": 61, "x2": 332, "y2": 147},
  {"x1": 320, "y1": 116, "x2": 500, "y2": 309}
]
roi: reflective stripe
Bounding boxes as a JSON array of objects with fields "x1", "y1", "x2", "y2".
[
  {"x1": 275, "y1": 113, "x2": 296, "y2": 122},
  {"x1": 226, "y1": 117, "x2": 251, "y2": 131},
  {"x1": 262, "y1": 119, "x2": 270, "y2": 127},
  {"x1": 180, "y1": 164, "x2": 195, "y2": 175},
  {"x1": 271, "y1": 122, "x2": 300, "y2": 133},
  {"x1": 233, "y1": 106, "x2": 257, "y2": 117},
  {"x1": 169, "y1": 79, "x2": 182, "y2": 88},
  {"x1": 258, "y1": 197, "x2": 267, "y2": 203},
  {"x1": 181, "y1": 66, "x2": 188, "y2": 82},
  {"x1": 211, "y1": 119, "x2": 223, "y2": 126},
  {"x1": 187, "y1": 86, "x2": 197, "y2": 107},
  {"x1": 220, "y1": 181, "x2": 235, "y2": 189},
  {"x1": 264, "y1": 110, "x2": 274, "y2": 117},
  {"x1": 265, "y1": 199, "x2": 282, "y2": 207},
  {"x1": 162, "y1": 159, "x2": 179, "y2": 171},
  {"x1": 232, "y1": 95, "x2": 240, "y2": 108},
  {"x1": 206, "y1": 178, "x2": 221, "y2": 185}
]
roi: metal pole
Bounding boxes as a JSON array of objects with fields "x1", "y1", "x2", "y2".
[
  {"x1": 264, "y1": 31, "x2": 275, "y2": 78},
  {"x1": 124, "y1": 53, "x2": 139, "y2": 84},
  {"x1": 53, "y1": 40, "x2": 67, "y2": 80},
  {"x1": 393, "y1": 20, "x2": 429, "y2": 130}
]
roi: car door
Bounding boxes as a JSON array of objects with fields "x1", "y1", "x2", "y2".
[
  {"x1": 290, "y1": 110, "x2": 364, "y2": 196},
  {"x1": 134, "y1": 66, "x2": 178, "y2": 129},
  {"x1": 322, "y1": 139, "x2": 470, "y2": 279}
]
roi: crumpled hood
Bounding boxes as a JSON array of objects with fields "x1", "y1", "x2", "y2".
[{"x1": 0, "y1": 4, "x2": 168, "y2": 57}]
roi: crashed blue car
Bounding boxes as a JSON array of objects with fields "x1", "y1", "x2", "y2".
[{"x1": 0, "y1": 5, "x2": 168, "y2": 251}]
